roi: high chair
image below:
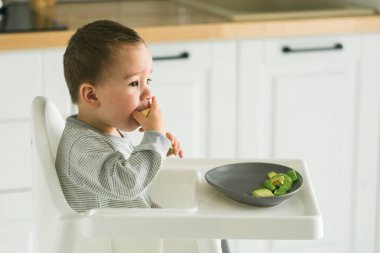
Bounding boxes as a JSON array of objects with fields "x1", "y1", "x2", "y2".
[
  {"x1": 31, "y1": 96, "x2": 323, "y2": 253},
  {"x1": 30, "y1": 96, "x2": 223, "y2": 253}
]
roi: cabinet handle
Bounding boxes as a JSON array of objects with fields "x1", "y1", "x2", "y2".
[
  {"x1": 153, "y1": 52, "x2": 189, "y2": 61},
  {"x1": 282, "y1": 43, "x2": 343, "y2": 54}
]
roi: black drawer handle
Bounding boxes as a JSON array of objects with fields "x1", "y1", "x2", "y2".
[
  {"x1": 153, "y1": 52, "x2": 189, "y2": 61},
  {"x1": 282, "y1": 43, "x2": 343, "y2": 54}
]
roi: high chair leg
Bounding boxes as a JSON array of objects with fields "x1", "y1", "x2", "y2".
[{"x1": 53, "y1": 219, "x2": 79, "y2": 253}]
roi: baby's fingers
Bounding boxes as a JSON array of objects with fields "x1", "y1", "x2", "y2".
[
  {"x1": 174, "y1": 140, "x2": 183, "y2": 156},
  {"x1": 166, "y1": 133, "x2": 176, "y2": 149},
  {"x1": 166, "y1": 132, "x2": 174, "y2": 142},
  {"x1": 150, "y1": 96, "x2": 159, "y2": 111},
  {"x1": 172, "y1": 140, "x2": 184, "y2": 158},
  {"x1": 166, "y1": 132, "x2": 183, "y2": 157}
]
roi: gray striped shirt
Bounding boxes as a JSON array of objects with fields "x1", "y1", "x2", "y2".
[{"x1": 55, "y1": 116, "x2": 171, "y2": 212}]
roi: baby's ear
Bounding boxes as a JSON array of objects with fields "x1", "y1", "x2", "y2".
[{"x1": 79, "y1": 83, "x2": 99, "y2": 107}]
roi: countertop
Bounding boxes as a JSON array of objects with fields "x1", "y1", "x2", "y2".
[{"x1": 1, "y1": 0, "x2": 380, "y2": 51}]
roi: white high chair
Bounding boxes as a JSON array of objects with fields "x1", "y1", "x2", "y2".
[
  {"x1": 31, "y1": 96, "x2": 78, "y2": 253},
  {"x1": 30, "y1": 96, "x2": 222, "y2": 253},
  {"x1": 31, "y1": 96, "x2": 324, "y2": 252}
]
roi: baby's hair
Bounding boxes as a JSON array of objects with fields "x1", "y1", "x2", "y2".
[{"x1": 63, "y1": 20, "x2": 145, "y2": 103}]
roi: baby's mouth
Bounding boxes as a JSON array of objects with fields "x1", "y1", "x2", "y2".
[
  {"x1": 137, "y1": 106, "x2": 149, "y2": 113},
  {"x1": 138, "y1": 99, "x2": 151, "y2": 112}
]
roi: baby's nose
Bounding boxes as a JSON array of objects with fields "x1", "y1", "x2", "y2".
[{"x1": 141, "y1": 86, "x2": 152, "y2": 101}]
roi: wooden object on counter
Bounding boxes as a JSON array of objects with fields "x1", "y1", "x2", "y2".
[
  {"x1": 1, "y1": 1, "x2": 380, "y2": 51},
  {"x1": 3, "y1": 15, "x2": 380, "y2": 51},
  {"x1": 30, "y1": 0, "x2": 56, "y2": 10}
]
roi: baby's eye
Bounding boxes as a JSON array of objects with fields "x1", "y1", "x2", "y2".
[
  {"x1": 147, "y1": 78, "x2": 152, "y2": 85},
  {"x1": 129, "y1": 81, "x2": 139, "y2": 87}
]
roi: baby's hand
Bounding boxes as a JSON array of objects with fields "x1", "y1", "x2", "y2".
[
  {"x1": 166, "y1": 132, "x2": 184, "y2": 158},
  {"x1": 132, "y1": 96, "x2": 166, "y2": 136}
]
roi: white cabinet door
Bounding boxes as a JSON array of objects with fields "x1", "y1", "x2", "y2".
[
  {"x1": 0, "y1": 49, "x2": 42, "y2": 189},
  {"x1": 42, "y1": 48, "x2": 72, "y2": 116},
  {"x1": 0, "y1": 191, "x2": 33, "y2": 253},
  {"x1": 150, "y1": 42, "x2": 209, "y2": 158},
  {"x1": 0, "y1": 49, "x2": 43, "y2": 253},
  {"x1": 0, "y1": 48, "x2": 73, "y2": 253},
  {"x1": 237, "y1": 35, "x2": 379, "y2": 253},
  {"x1": 0, "y1": 50, "x2": 43, "y2": 120},
  {"x1": 361, "y1": 34, "x2": 380, "y2": 253},
  {"x1": 0, "y1": 48, "x2": 70, "y2": 190},
  {"x1": 144, "y1": 41, "x2": 237, "y2": 158}
]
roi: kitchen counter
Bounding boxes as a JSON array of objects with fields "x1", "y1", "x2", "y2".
[{"x1": 1, "y1": 0, "x2": 380, "y2": 51}]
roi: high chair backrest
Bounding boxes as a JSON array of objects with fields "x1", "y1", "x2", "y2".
[
  {"x1": 31, "y1": 96, "x2": 76, "y2": 252},
  {"x1": 32, "y1": 96, "x2": 73, "y2": 213}
]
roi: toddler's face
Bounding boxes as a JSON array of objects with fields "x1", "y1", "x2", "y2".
[{"x1": 95, "y1": 43, "x2": 153, "y2": 132}]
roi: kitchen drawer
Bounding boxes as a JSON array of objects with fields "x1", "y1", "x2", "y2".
[
  {"x1": 43, "y1": 49, "x2": 72, "y2": 116},
  {"x1": 262, "y1": 35, "x2": 361, "y2": 66},
  {"x1": 0, "y1": 121, "x2": 32, "y2": 190},
  {"x1": 0, "y1": 192, "x2": 33, "y2": 253},
  {"x1": 0, "y1": 221, "x2": 32, "y2": 253},
  {"x1": 0, "y1": 50, "x2": 43, "y2": 92},
  {"x1": 0, "y1": 50, "x2": 43, "y2": 120},
  {"x1": 149, "y1": 41, "x2": 211, "y2": 70},
  {"x1": 0, "y1": 91, "x2": 42, "y2": 120},
  {"x1": 0, "y1": 191, "x2": 33, "y2": 222}
]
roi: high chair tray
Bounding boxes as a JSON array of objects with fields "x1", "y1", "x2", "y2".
[{"x1": 83, "y1": 159, "x2": 323, "y2": 240}]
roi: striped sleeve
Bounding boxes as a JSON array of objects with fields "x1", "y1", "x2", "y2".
[{"x1": 68, "y1": 130, "x2": 171, "y2": 201}]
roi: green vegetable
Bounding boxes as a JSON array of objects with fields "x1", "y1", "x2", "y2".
[
  {"x1": 252, "y1": 188, "x2": 274, "y2": 197},
  {"x1": 267, "y1": 171, "x2": 277, "y2": 178},
  {"x1": 278, "y1": 173, "x2": 293, "y2": 187},
  {"x1": 282, "y1": 182, "x2": 292, "y2": 191},
  {"x1": 251, "y1": 168, "x2": 300, "y2": 198},
  {"x1": 274, "y1": 188, "x2": 286, "y2": 196},
  {"x1": 269, "y1": 175, "x2": 285, "y2": 186},
  {"x1": 278, "y1": 184, "x2": 289, "y2": 192},
  {"x1": 262, "y1": 180, "x2": 276, "y2": 191},
  {"x1": 287, "y1": 169, "x2": 299, "y2": 183}
]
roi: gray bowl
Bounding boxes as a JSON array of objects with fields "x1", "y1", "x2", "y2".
[{"x1": 205, "y1": 162, "x2": 303, "y2": 207}]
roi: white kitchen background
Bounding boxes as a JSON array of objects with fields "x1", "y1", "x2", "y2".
[{"x1": 1, "y1": 33, "x2": 380, "y2": 252}]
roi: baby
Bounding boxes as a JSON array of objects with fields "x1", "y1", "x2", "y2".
[{"x1": 56, "y1": 20, "x2": 183, "y2": 212}]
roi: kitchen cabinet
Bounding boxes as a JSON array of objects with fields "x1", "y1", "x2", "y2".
[
  {"x1": 148, "y1": 41, "x2": 237, "y2": 158},
  {"x1": 42, "y1": 49, "x2": 73, "y2": 116},
  {"x1": 0, "y1": 48, "x2": 71, "y2": 253},
  {"x1": 0, "y1": 50, "x2": 42, "y2": 190},
  {"x1": 0, "y1": 49, "x2": 42, "y2": 253},
  {"x1": 1, "y1": 48, "x2": 72, "y2": 179},
  {"x1": 236, "y1": 34, "x2": 380, "y2": 253}
]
